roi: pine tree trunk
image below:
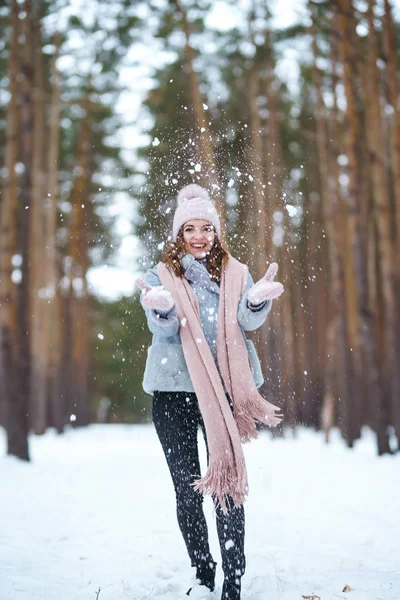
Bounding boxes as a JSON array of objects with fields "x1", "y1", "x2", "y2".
[
  {"x1": 291, "y1": 276, "x2": 305, "y2": 426},
  {"x1": 263, "y1": 29, "x2": 283, "y2": 261},
  {"x1": 1, "y1": 0, "x2": 29, "y2": 460},
  {"x1": 61, "y1": 289, "x2": 73, "y2": 426},
  {"x1": 68, "y1": 97, "x2": 92, "y2": 427},
  {"x1": 383, "y1": 0, "x2": 400, "y2": 448},
  {"x1": 45, "y1": 36, "x2": 64, "y2": 432},
  {"x1": 363, "y1": 0, "x2": 398, "y2": 447},
  {"x1": 260, "y1": 27, "x2": 289, "y2": 414},
  {"x1": 310, "y1": 4, "x2": 350, "y2": 440},
  {"x1": 302, "y1": 161, "x2": 322, "y2": 428},
  {"x1": 248, "y1": 59, "x2": 268, "y2": 279},
  {"x1": 383, "y1": 0, "x2": 400, "y2": 250},
  {"x1": 335, "y1": 0, "x2": 381, "y2": 446},
  {"x1": 11, "y1": 0, "x2": 37, "y2": 458},
  {"x1": 236, "y1": 132, "x2": 255, "y2": 266},
  {"x1": 280, "y1": 221, "x2": 296, "y2": 428},
  {"x1": 29, "y1": 13, "x2": 47, "y2": 434},
  {"x1": 175, "y1": 0, "x2": 226, "y2": 232},
  {"x1": 328, "y1": 43, "x2": 360, "y2": 443},
  {"x1": 246, "y1": 20, "x2": 277, "y2": 410},
  {"x1": 293, "y1": 192, "x2": 310, "y2": 423}
]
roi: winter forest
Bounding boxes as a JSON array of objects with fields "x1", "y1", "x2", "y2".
[
  {"x1": 1, "y1": 0, "x2": 400, "y2": 458},
  {"x1": 1, "y1": 1, "x2": 400, "y2": 599}
]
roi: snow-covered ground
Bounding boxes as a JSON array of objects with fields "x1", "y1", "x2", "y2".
[{"x1": 1, "y1": 424, "x2": 399, "y2": 600}]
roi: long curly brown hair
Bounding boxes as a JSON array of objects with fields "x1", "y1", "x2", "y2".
[{"x1": 161, "y1": 226, "x2": 229, "y2": 281}]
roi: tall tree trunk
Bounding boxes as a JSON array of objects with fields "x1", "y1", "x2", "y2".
[
  {"x1": 280, "y1": 219, "x2": 296, "y2": 428},
  {"x1": 329, "y1": 41, "x2": 360, "y2": 443},
  {"x1": 13, "y1": 0, "x2": 37, "y2": 458},
  {"x1": 175, "y1": 0, "x2": 226, "y2": 232},
  {"x1": 248, "y1": 11, "x2": 268, "y2": 280},
  {"x1": 246, "y1": 15, "x2": 278, "y2": 410},
  {"x1": 364, "y1": 0, "x2": 398, "y2": 447},
  {"x1": 263, "y1": 28, "x2": 283, "y2": 261},
  {"x1": 248, "y1": 60, "x2": 268, "y2": 279},
  {"x1": 45, "y1": 36, "x2": 64, "y2": 432},
  {"x1": 260, "y1": 27, "x2": 288, "y2": 412},
  {"x1": 1, "y1": 0, "x2": 29, "y2": 460},
  {"x1": 310, "y1": 2, "x2": 350, "y2": 441},
  {"x1": 236, "y1": 131, "x2": 255, "y2": 267},
  {"x1": 302, "y1": 157, "x2": 323, "y2": 428},
  {"x1": 29, "y1": 12, "x2": 47, "y2": 434},
  {"x1": 68, "y1": 97, "x2": 92, "y2": 427},
  {"x1": 293, "y1": 188, "x2": 310, "y2": 423},
  {"x1": 383, "y1": 0, "x2": 400, "y2": 249},
  {"x1": 383, "y1": 0, "x2": 400, "y2": 448},
  {"x1": 335, "y1": 0, "x2": 382, "y2": 447}
]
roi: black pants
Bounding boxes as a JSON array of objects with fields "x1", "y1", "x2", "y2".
[{"x1": 153, "y1": 391, "x2": 246, "y2": 582}]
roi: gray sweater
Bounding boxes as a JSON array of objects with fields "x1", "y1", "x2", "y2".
[{"x1": 141, "y1": 254, "x2": 272, "y2": 395}]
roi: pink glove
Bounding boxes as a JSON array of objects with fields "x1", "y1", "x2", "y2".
[
  {"x1": 136, "y1": 279, "x2": 175, "y2": 312},
  {"x1": 247, "y1": 262, "x2": 284, "y2": 306}
]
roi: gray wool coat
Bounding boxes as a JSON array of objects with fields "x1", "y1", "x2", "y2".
[{"x1": 141, "y1": 254, "x2": 272, "y2": 395}]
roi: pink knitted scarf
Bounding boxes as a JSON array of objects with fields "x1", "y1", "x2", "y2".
[{"x1": 157, "y1": 255, "x2": 282, "y2": 512}]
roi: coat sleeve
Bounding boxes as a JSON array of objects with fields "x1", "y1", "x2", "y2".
[
  {"x1": 237, "y1": 272, "x2": 272, "y2": 331},
  {"x1": 140, "y1": 265, "x2": 180, "y2": 337}
]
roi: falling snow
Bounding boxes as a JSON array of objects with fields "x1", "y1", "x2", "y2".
[{"x1": 285, "y1": 204, "x2": 298, "y2": 217}]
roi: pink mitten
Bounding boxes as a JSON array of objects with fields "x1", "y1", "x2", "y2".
[
  {"x1": 136, "y1": 279, "x2": 175, "y2": 312},
  {"x1": 247, "y1": 262, "x2": 284, "y2": 306}
]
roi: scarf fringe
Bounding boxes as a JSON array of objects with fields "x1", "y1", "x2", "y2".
[
  {"x1": 235, "y1": 390, "x2": 283, "y2": 443},
  {"x1": 192, "y1": 457, "x2": 249, "y2": 514}
]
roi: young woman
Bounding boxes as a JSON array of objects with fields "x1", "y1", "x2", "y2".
[{"x1": 136, "y1": 184, "x2": 284, "y2": 600}]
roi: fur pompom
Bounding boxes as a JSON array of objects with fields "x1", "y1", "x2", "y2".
[{"x1": 177, "y1": 184, "x2": 210, "y2": 205}]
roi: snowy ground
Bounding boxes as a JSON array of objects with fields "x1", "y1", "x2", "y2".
[{"x1": 1, "y1": 424, "x2": 399, "y2": 600}]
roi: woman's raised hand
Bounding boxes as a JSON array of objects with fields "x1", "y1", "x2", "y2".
[
  {"x1": 247, "y1": 262, "x2": 284, "y2": 306},
  {"x1": 136, "y1": 279, "x2": 175, "y2": 312}
]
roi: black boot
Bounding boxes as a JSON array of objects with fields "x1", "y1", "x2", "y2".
[
  {"x1": 187, "y1": 560, "x2": 217, "y2": 595},
  {"x1": 196, "y1": 560, "x2": 217, "y2": 591},
  {"x1": 221, "y1": 578, "x2": 241, "y2": 600}
]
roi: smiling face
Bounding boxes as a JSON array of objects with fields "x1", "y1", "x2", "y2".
[{"x1": 182, "y1": 219, "x2": 216, "y2": 259}]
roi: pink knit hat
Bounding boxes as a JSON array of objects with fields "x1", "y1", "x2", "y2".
[{"x1": 172, "y1": 184, "x2": 221, "y2": 241}]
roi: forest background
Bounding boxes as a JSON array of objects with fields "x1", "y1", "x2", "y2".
[{"x1": 1, "y1": 0, "x2": 400, "y2": 460}]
